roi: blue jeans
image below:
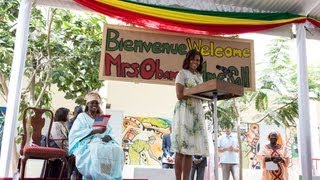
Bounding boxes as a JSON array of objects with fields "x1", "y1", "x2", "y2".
[{"x1": 189, "y1": 166, "x2": 205, "y2": 180}]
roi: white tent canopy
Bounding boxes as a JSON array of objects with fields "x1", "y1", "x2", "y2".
[
  {"x1": 0, "y1": 0, "x2": 317, "y2": 179},
  {"x1": 35, "y1": 0, "x2": 320, "y2": 39},
  {"x1": 36, "y1": 0, "x2": 320, "y2": 17}
]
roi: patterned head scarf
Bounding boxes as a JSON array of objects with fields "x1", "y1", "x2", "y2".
[
  {"x1": 268, "y1": 131, "x2": 283, "y2": 146},
  {"x1": 85, "y1": 91, "x2": 102, "y2": 104}
]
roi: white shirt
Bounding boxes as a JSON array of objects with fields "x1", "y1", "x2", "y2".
[{"x1": 217, "y1": 133, "x2": 239, "y2": 164}]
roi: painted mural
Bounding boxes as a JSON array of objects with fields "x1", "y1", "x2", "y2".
[
  {"x1": 286, "y1": 127, "x2": 298, "y2": 158},
  {"x1": 241, "y1": 123, "x2": 261, "y2": 169},
  {"x1": 0, "y1": 106, "x2": 6, "y2": 152},
  {"x1": 285, "y1": 127, "x2": 299, "y2": 168},
  {"x1": 0, "y1": 106, "x2": 5, "y2": 122},
  {"x1": 121, "y1": 117, "x2": 299, "y2": 168},
  {"x1": 122, "y1": 116, "x2": 171, "y2": 166}
]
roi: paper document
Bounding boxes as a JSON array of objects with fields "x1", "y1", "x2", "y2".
[
  {"x1": 162, "y1": 157, "x2": 174, "y2": 164},
  {"x1": 266, "y1": 161, "x2": 278, "y2": 170},
  {"x1": 93, "y1": 115, "x2": 111, "y2": 128}
]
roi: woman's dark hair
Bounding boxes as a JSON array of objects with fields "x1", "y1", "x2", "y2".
[
  {"x1": 182, "y1": 49, "x2": 204, "y2": 73},
  {"x1": 54, "y1": 107, "x2": 70, "y2": 122}
]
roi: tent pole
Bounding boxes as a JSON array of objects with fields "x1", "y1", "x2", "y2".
[
  {"x1": 0, "y1": 0, "x2": 33, "y2": 177},
  {"x1": 295, "y1": 23, "x2": 312, "y2": 179}
]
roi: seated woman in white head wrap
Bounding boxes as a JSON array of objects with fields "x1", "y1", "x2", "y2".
[{"x1": 68, "y1": 91, "x2": 124, "y2": 179}]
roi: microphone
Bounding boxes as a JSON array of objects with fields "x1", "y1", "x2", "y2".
[{"x1": 216, "y1": 65, "x2": 230, "y2": 74}]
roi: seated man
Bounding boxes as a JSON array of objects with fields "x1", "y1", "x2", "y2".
[{"x1": 162, "y1": 126, "x2": 175, "y2": 169}]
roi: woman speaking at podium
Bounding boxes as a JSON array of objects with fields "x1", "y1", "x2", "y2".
[{"x1": 171, "y1": 49, "x2": 209, "y2": 180}]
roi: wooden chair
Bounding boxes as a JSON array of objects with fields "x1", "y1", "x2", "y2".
[
  {"x1": 42, "y1": 138, "x2": 68, "y2": 178},
  {"x1": 18, "y1": 107, "x2": 67, "y2": 179}
]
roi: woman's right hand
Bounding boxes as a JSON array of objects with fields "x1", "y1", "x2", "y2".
[{"x1": 93, "y1": 127, "x2": 106, "y2": 134}]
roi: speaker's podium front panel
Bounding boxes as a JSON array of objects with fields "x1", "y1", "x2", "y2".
[{"x1": 183, "y1": 79, "x2": 244, "y2": 101}]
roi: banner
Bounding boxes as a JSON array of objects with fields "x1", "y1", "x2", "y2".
[{"x1": 100, "y1": 24, "x2": 255, "y2": 90}]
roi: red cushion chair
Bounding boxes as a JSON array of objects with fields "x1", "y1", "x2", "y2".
[{"x1": 18, "y1": 107, "x2": 67, "y2": 180}]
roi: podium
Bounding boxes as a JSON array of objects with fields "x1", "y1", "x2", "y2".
[
  {"x1": 184, "y1": 79, "x2": 244, "y2": 101},
  {"x1": 183, "y1": 79, "x2": 244, "y2": 180}
]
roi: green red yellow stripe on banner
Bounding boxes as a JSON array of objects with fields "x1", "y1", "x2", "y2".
[{"x1": 74, "y1": 0, "x2": 320, "y2": 35}]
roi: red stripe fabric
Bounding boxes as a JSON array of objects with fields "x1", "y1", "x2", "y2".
[{"x1": 308, "y1": 18, "x2": 320, "y2": 28}]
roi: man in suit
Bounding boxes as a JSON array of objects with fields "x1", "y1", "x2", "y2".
[
  {"x1": 162, "y1": 126, "x2": 175, "y2": 169},
  {"x1": 189, "y1": 155, "x2": 207, "y2": 180}
]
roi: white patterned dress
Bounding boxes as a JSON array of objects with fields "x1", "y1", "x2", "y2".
[{"x1": 171, "y1": 69, "x2": 209, "y2": 156}]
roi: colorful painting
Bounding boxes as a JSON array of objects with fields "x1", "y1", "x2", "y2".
[
  {"x1": 241, "y1": 123, "x2": 261, "y2": 169},
  {"x1": 0, "y1": 106, "x2": 5, "y2": 120},
  {"x1": 285, "y1": 126, "x2": 298, "y2": 169},
  {"x1": 121, "y1": 117, "x2": 299, "y2": 168},
  {"x1": 285, "y1": 127, "x2": 298, "y2": 158},
  {"x1": 122, "y1": 116, "x2": 171, "y2": 166}
]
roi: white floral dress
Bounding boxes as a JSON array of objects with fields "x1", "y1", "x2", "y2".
[{"x1": 171, "y1": 69, "x2": 209, "y2": 156}]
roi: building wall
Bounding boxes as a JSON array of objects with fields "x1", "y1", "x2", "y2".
[
  {"x1": 106, "y1": 80, "x2": 176, "y2": 119},
  {"x1": 0, "y1": 84, "x2": 77, "y2": 113}
]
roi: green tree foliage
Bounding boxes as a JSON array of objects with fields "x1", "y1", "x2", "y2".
[
  {"x1": 0, "y1": 1, "x2": 19, "y2": 102},
  {"x1": 49, "y1": 9, "x2": 105, "y2": 105},
  {"x1": 0, "y1": 1, "x2": 105, "y2": 111},
  {"x1": 252, "y1": 38, "x2": 320, "y2": 126}
]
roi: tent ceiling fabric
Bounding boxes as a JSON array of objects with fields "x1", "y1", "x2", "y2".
[
  {"x1": 35, "y1": 0, "x2": 89, "y2": 11},
  {"x1": 35, "y1": 0, "x2": 320, "y2": 39},
  {"x1": 35, "y1": 0, "x2": 320, "y2": 19}
]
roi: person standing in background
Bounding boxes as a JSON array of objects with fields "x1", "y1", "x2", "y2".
[
  {"x1": 162, "y1": 125, "x2": 175, "y2": 169},
  {"x1": 171, "y1": 49, "x2": 209, "y2": 180},
  {"x1": 257, "y1": 131, "x2": 289, "y2": 180},
  {"x1": 218, "y1": 128, "x2": 239, "y2": 180},
  {"x1": 67, "y1": 105, "x2": 83, "y2": 131},
  {"x1": 189, "y1": 155, "x2": 207, "y2": 180}
]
